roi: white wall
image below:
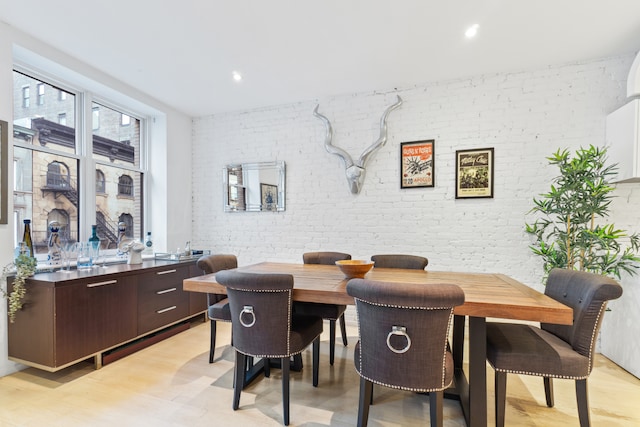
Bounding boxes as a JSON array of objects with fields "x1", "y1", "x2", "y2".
[
  {"x1": 0, "y1": 23, "x2": 193, "y2": 376},
  {"x1": 192, "y1": 54, "x2": 640, "y2": 376}
]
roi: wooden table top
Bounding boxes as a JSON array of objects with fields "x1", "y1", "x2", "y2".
[{"x1": 183, "y1": 262, "x2": 573, "y2": 325}]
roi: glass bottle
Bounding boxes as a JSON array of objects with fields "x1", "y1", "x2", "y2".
[
  {"x1": 144, "y1": 231, "x2": 154, "y2": 255},
  {"x1": 47, "y1": 221, "x2": 62, "y2": 265},
  {"x1": 116, "y1": 222, "x2": 127, "y2": 257},
  {"x1": 89, "y1": 225, "x2": 100, "y2": 250},
  {"x1": 22, "y1": 219, "x2": 34, "y2": 258}
]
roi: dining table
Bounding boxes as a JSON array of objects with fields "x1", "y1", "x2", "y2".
[{"x1": 183, "y1": 262, "x2": 573, "y2": 427}]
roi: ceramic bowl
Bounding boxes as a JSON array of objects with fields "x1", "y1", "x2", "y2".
[{"x1": 335, "y1": 260, "x2": 375, "y2": 279}]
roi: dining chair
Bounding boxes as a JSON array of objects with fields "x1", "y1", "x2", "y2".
[
  {"x1": 370, "y1": 254, "x2": 428, "y2": 270},
  {"x1": 196, "y1": 254, "x2": 238, "y2": 363},
  {"x1": 215, "y1": 270, "x2": 323, "y2": 426},
  {"x1": 293, "y1": 251, "x2": 351, "y2": 365},
  {"x1": 347, "y1": 278, "x2": 465, "y2": 427},
  {"x1": 486, "y1": 268, "x2": 623, "y2": 427}
]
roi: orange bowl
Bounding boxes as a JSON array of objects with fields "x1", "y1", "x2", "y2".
[{"x1": 335, "y1": 260, "x2": 374, "y2": 279}]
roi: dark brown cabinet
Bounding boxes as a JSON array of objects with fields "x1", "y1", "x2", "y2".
[{"x1": 7, "y1": 260, "x2": 206, "y2": 371}]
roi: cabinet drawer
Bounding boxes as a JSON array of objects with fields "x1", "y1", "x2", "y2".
[{"x1": 137, "y1": 266, "x2": 189, "y2": 334}]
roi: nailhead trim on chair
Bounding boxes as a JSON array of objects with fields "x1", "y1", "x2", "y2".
[
  {"x1": 492, "y1": 303, "x2": 607, "y2": 381},
  {"x1": 353, "y1": 298, "x2": 455, "y2": 391},
  {"x1": 232, "y1": 287, "x2": 293, "y2": 357}
]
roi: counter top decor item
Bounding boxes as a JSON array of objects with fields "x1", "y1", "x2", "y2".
[{"x1": 2, "y1": 253, "x2": 38, "y2": 323}]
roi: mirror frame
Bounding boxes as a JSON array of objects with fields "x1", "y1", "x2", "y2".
[{"x1": 223, "y1": 160, "x2": 285, "y2": 212}]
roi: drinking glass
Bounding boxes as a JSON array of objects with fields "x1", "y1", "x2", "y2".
[
  {"x1": 61, "y1": 242, "x2": 78, "y2": 272},
  {"x1": 76, "y1": 243, "x2": 94, "y2": 270}
]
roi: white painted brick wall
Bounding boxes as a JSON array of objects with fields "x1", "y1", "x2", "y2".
[{"x1": 191, "y1": 55, "x2": 639, "y2": 371}]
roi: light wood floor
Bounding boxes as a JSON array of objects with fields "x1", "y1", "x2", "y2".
[{"x1": 0, "y1": 319, "x2": 638, "y2": 426}]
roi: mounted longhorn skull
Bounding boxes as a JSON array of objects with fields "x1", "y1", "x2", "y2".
[{"x1": 313, "y1": 95, "x2": 403, "y2": 194}]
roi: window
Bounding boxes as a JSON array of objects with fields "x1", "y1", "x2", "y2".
[
  {"x1": 22, "y1": 86, "x2": 30, "y2": 108},
  {"x1": 37, "y1": 83, "x2": 45, "y2": 105},
  {"x1": 118, "y1": 175, "x2": 133, "y2": 196},
  {"x1": 13, "y1": 68, "x2": 146, "y2": 255},
  {"x1": 121, "y1": 114, "x2": 130, "y2": 126},
  {"x1": 96, "y1": 169, "x2": 105, "y2": 194}
]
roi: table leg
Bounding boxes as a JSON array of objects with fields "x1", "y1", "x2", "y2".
[{"x1": 452, "y1": 315, "x2": 487, "y2": 427}]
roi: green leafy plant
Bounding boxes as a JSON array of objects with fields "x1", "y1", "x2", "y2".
[
  {"x1": 526, "y1": 145, "x2": 640, "y2": 280},
  {"x1": 2, "y1": 254, "x2": 38, "y2": 323}
]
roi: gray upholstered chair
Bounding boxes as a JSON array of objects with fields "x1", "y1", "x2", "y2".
[
  {"x1": 215, "y1": 270, "x2": 323, "y2": 426},
  {"x1": 294, "y1": 251, "x2": 351, "y2": 365},
  {"x1": 486, "y1": 268, "x2": 623, "y2": 427},
  {"x1": 196, "y1": 254, "x2": 238, "y2": 363},
  {"x1": 347, "y1": 278, "x2": 465, "y2": 427},
  {"x1": 370, "y1": 254, "x2": 428, "y2": 270}
]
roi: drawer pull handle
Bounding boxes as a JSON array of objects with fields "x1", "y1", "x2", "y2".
[
  {"x1": 86, "y1": 280, "x2": 118, "y2": 288},
  {"x1": 157, "y1": 306, "x2": 177, "y2": 314},
  {"x1": 156, "y1": 287, "x2": 177, "y2": 295},
  {"x1": 156, "y1": 269, "x2": 177, "y2": 275}
]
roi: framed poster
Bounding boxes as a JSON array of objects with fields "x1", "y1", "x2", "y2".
[
  {"x1": 400, "y1": 140, "x2": 434, "y2": 188},
  {"x1": 455, "y1": 147, "x2": 494, "y2": 199},
  {"x1": 260, "y1": 183, "x2": 278, "y2": 211}
]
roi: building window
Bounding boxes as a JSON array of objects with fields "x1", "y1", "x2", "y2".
[
  {"x1": 22, "y1": 86, "x2": 30, "y2": 108},
  {"x1": 37, "y1": 83, "x2": 45, "y2": 105},
  {"x1": 121, "y1": 114, "x2": 130, "y2": 126},
  {"x1": 13, "y1": 68, "x2": 147, "y2": 255},
  {"x1": 96, "y1": 169, "x2": 105, "y2": 194},
  {"x1": 118, "y1": 175, "x2": 133, "y2": 197}
]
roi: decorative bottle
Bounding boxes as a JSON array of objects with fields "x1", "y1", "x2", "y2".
[
  {"x1": 116, "y1": 222, "x2": 127, "y2": 257},
  {"x1": 47, "y1": 221, "x2": 62, "y2": 265},
  {"x1": 22, "y1": 219, "x2": 34, "y2": 258},
  {"x1": 144, "y1": 232, "x2": 154, "y2": 255},
  {"x1": 89, "y1": 225, "x2": 100, "y2": 250}
]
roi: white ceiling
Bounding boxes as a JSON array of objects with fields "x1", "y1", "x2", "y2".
[{"x1": 2, "y1": 1, "x2": 640, "y2": 117}]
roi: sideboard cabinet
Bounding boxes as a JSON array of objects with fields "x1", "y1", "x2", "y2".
[{"x1": 7, "y1": 259, "x2": 207, "y2": 372}]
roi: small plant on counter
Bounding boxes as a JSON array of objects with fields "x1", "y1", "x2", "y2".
[
  {"x1": 526, "y1": 145, "x2": 640, "y2": 281},
  {"x1": 2, "y1": 253, "x2": 38, "y2": 323}
]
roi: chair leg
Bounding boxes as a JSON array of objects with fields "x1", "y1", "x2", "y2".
[
  {"x1": 576, "y1": 379, "x2": 590, "y2": 427},
  {"x1": 264, "y1": 358, "x2": 270, "y2": 378},
  {"x1": 282, "y1": 356, "x2": 290, "y2": 426},
  {"x1": 339, "y1": 313, "x2": 348, "y2": 346},
  {"x1": 313, "y1": 337, "x2": 320, "y2": 387},
  {"x1": 544, "y1": 377, "x2": 554, "y2": 407},
  {"x1": 429, "y1": 390, "x2": 443, "y2": 427},
  {"x1": 209, "y1": 319, "x2": 217, "y2": 363},
  {"x1": 357, "y1": 377, "x2": 373, "y2": 427},
  {"x1": 495, "y1": 371, "x2": 507, "y2": 427},
  {"x1": 329, "y1": 319, "x2": 336, "y2": 365},
  {"x1": 233, "y1": 351, "x2": 245, "y2": 411}
]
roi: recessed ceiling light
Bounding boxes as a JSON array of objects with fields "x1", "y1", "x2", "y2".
[
  {"x1": 232, "y1": 71, "x2": 242, "y2": 82},
  {"x1": 465, "y1": 24, "x2": 479, "y2": 39}
]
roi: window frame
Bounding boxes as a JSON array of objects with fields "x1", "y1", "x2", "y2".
[{"x1": 12, "y1": 63, "x2": 149, "y2": 250}]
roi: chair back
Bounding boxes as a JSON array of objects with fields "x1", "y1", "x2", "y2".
[
  {"x1": 542, "y1": 268, "x2": 622, "y2": 368},
  {"x1": 215, "y1": 270, "x2": 295, "y2": 358},
  {"x1": 370, "y1": 254, "x2": 428, "y2": 270},
  {"x1": 347, "y1": 278, "x2": 464, "y2": 391},
  {"x1": 303, "y1": 251, "x2": 351, "y2": 265},
  {"x1": 197, "y1": 254, "x2": 238, "y2": 304}
]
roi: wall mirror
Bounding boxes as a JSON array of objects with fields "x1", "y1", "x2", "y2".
[
  {"x1": 0, "y1": 120, "x2": 8, "y2": 224},
  {"x1": 223, "y1": 161, "x2": 285, "y2": 212}
]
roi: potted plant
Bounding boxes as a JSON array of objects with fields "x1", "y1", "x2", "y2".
[
  {"x1": 526, "y1": 145, "x2": 640, "y2": 280},
  {"x1": 2, "y1": 253, "x2": 38, "y2": 323}
]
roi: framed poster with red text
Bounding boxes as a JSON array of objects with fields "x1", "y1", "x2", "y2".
[{"x1": 401, "y1": 140, "x2": 434, "y2": 188}]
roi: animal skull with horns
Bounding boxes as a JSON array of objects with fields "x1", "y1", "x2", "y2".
[{"x1": 313, "y1": 96, "x2": 403, "y2": 194}]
